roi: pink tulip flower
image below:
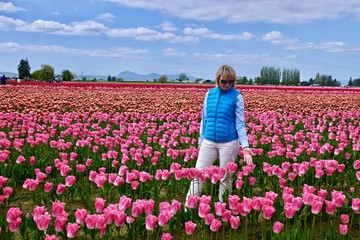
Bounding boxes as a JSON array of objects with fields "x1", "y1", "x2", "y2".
[
  {"x1": 161, "y1": 232, "x2": 173, "y2": 240},
  {"x1": 52, "y1": 201, "x2": 66, "y2": 217},
  {"x1": 185, "y1": 221, "x2": 196, "y2": 235},
  {"x1": 339, "y1": 224, "x2": 348, "y2": 235},
  {"x1": 210, "y1": 218, "x2": 222, "y2": 232},
  {"x1": 145, "y1": 214, "x2": 158, "y2": 231},
  {"x1": 66, "y1": 223, "x2": 80, "y2": 238},
  {"x1": 54, "y1": 216, "x2": 68, "y2": 232},
  {"x1": 273, "y1": 221, "x2": 284, "y2": 233},
  {"x1": 75, "y1": 209, "x2": 88, "y2": 224},
  {"x1": 34, "y1": 213, "x2": 52, "y2": 231},
  {"x1": 229, "y1": 215, "x2": 241, "y2": 229}
]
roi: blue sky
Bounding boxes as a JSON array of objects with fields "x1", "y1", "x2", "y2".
[{"x1": 1, "y1": 0, "x2": 360, "y2": 81}]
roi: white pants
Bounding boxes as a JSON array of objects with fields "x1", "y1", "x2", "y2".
[{"x1": 186, "y1": 139, "x2": 239, "y2": 203}]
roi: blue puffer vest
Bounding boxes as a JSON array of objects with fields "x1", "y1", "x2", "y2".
[{"x1": 204, "y1": 87, "x2": 240, "y2": 143}]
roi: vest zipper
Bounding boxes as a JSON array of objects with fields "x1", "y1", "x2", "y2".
[{"x1": 214, "y1": 89, "x2": 222, "y2": 141}]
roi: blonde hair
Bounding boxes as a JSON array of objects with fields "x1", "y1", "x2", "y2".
[{"x1": 215, "y1": 65, "x2": 237, "y2": 86}]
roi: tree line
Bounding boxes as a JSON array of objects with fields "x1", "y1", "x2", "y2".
[{"x1": 16, "y1": 58, "x2": 360, "y2": 86}]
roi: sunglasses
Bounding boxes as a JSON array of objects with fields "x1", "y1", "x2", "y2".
[{"x1": 220, "y1": 80, "x2": 234, "y2": 85}]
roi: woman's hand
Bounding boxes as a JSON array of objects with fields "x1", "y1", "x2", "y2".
[{"x1": 243, "y1": 148, "x2": 254, "y2": 165}]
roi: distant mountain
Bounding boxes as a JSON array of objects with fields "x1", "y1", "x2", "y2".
[
  {"x1": 0, "y1": 72, "x2": 18, "y2": 78},
  {"x1": 117, "y1": 71, "x2": 198, "y2": 82}
]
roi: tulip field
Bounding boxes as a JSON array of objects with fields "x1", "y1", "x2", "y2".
[{"x1": 0, "y1": 83, "x2": 359, "y2": 239}]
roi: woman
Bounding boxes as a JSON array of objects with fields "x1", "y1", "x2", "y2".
[{"x1": 186, "y1": 65, "x2": 253, "y2": 204}]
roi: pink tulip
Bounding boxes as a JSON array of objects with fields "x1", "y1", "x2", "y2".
[
  {"x1": 34, "y1": 213, "x2": 52, "y2": 231},
  {"x1": 222, "y1": 209, "x2": 232, "y2": 222},
  {"x1": 9, "y1": 217, "x2": 22, "y2": 232},
  {"x1": 143, "y1": 199, "x2": 155, "y2": 215},
  {"x1": 242, "y1": 197, "x2": 253, "y2": 213},
  {"x1": 52, "y1": 201, "x2": 66, "y2": 217},
  {"x1": 198, "y1": 203, "x2": 211, "y2": 218},
  {"x1": 339, "y1": 224, "x2": 348, "y2": 235},
  {"x1": 352, "y1": 198, "x2": 360, "y2": 213},
  {"x1": 16, "y1": 155, "x2": 26, "y2": 164},
  {"x1": 2, "y1": 187, "x2": 13, "y2": 198},
  {"x1": 340, "y1": 214, "x2": 350, "y2": 224},
  {"x1": 261, "y1": 205, "x2": 276, "y2": 220},
  {"x1": 229, "y1": 215, "x2": 240, "y2": 229},
  {"x1": 284, "y1": 204, "x2": 297, "y2": 219},
  {"x1": 228, "y1": 195, "x2": 240, "y2": 210},
  {"x1": 23, "y1": 178, "x2": 39, "y2": 191},
  {"x1": 45, "y1": 234, "x2": 58, "y2": 240},
  {"x1": 205, "y1": 213, "x2": 215, "y2": 225},
  {"x1": 186, "y1": 195, "x2": 199, "y2": 209},
  {"x1": 85, "y1": 214, "x2": 98, "y2": 229},
  {"x1": 158, "y1": 210, "x2": 172, "y2": 227},
  {"x1": 54, "y1": 216, "x2": 68, "y2": 232},
  {"x1": 311, "y1": 198, "x2": 323, "y2": 215},
  {"x1": 29, "y1": 156, "x2": 36, "y2": 165},
  {"x1": 65, "y1": 175, "x2": 76, "y2": 187},
  {"x1": 6, "y1": 207, "x2": 22, "y2": 223},
  {"x1": 45, "y1": 166, "x2": 52, "y2": 174},
  {"x1": 325, "y1": 200, "x2": 336, "y2": 215},
  {"x1": 118, "y1": 196, "x2": 132, "y2": 211},
  {"x1": 170, "y1": 199, "x2": 182, "y2": 215},
  {"x1": 145, "y1": 214, "x2": 158, "y2": 231},
  {"x1": 210, "y1": 218, "x2": 222, "y2": 232},
  {"x1": 114, "y1": 211, "x2": 126, "y2": 227},
  {"x1": 0, "y1": 176, "x2": 8, "y2": 187},
  {"x1": 56, "y1": 183, "x2": 66, "y2": 195},
  {"x1": 95, "y1": 198, "x2": 106, "y2": 213},
  {"x1": 273, "y1": 221, "x2": 284, "y2": 233},
  {"x1": 249, "y1": 176, "x2": 256, "y2": 185},
  {"x1": 161, "y1": 232, "x2": 173, "y2": 240},
  {"x1": 44, "y1": 182, "x2": 54, "y2": 192},
  {"x1": 66, "y1": 223, "x2": 80, "y2": 238},
  {"x1": 214, "y1": 202, "x2": 227, "y2": 216},
  {"x1": 185, "y1": 221, "x2": 196, "y2": 235},
  {"x1": 75, "y1": 209, "x2": 88, "y2": 224},
  {"x1": 131, "y1": 201, "x2": 143, "y2": 218}
]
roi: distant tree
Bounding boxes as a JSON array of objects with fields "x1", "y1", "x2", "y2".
[
  {"x1": 237, "y1": 76, "x2": 248, "y2": 85},
  {"x1": 352, "y1": 78, "x2": 360, "y2": 86},
  {"x1": 260, "y1": 66, "x2": 281, "y2": 85},
  {"x1": 61, "y1": 69, "x2": 74, "y2": 81},
  {"x1": 40, "y1": 64, "x2": 55, "y2": 82},
  {"x1": 116, "y1": 77, "x2": 124, "y2": 82},
  {"x1": 18, "y1": 58, "x2": 31, "y2": 79},
  {"x1": 308, "y1": 78, "x2": 315, "y2": 85},
  {"x1": 281, "y1": 68, "x2": 300, "y2": 86},
  {"x1": 32, "y1": 70, "x2": 42, "y2": 80},
  {"x1": 111, "y1": 76, "x2": 116, "y2": 81},
  {"x1": 153, "y1": 78, "x2": 157, "y2": 82},
  {"x1": 82, "y1": 76, "x2": 87, "y2": 81},
  {"x1": 300, "y1": 81, "x2": 310, "y2": 86},
  {"x1": 107, "y1": 75, "x2": 112, "y2": 81},
  {"x1": 179, "y1": 73, "x2": 188, "y2": 82},
  {"x1": 348, "y1": 77, "x2": 353, "y2": 87},
  {"x1": 248, "y1": 79, "x2": 254, "y2": 85},
  {"x1": 158, "y1": 75, "x2": 167, "y2": 83}
]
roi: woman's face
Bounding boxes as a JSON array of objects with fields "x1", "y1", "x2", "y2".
[{"x1": 219, "y1": 78, "x2": 234, "y2": 90}]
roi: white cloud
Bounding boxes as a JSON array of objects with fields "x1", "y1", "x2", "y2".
[
  {"x1": 184, "y1": 27, "x2": 253, "y2": 40},
  {"x1": 0, "y1": 41, "x2": 149, "y2": 57},
  {"x1": 261, "y1": 31, "x2": 360, "y2": 52},
  {"x1": 0, "y1": 2, "x2": 25, "y2": 13},
  {"x1": 94, "y1": 13, "x2": 116, "y2": 22},
  {"x1": 0, "y1": 15, "x2": 197, "y2": 42},
  {"x1": 98, "y1": 0, "x2": 360, "y2": 24},
  {"x1": 163, "y1": 48, "x2": 187, "y2": 57},
  {"x1": 158, "y1": 21, "x2": 178, "y2": 31}
]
